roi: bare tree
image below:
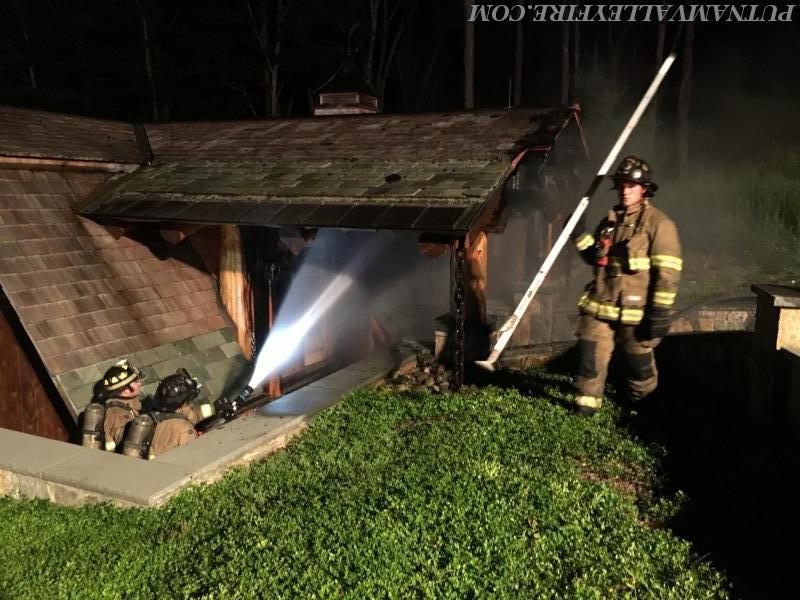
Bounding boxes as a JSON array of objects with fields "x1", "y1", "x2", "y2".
[
  {"x1": 361, "y1": 0, "x2": 411, "y2": 98},
  {"x1": 560, "y1": 22, "x2": 569, "y2": 104},
  {"x1": 513, "y1": 20, "x2": 524, "y2": 106},
  {"x1": 678, "y1": 22, "x2": 694, "y2": 178},
  {"x1": 135, "y1": 0, "x2": 159, "y2": 121},
  {"x1": 571, "y1": 22, "x2": 580, "y2": 97},
  {"x1": 246, "y1": 0, "x2": 297, "y2": 117},
  {"x1": 606, "y1": 22, "x2": 633, "y2": 90},
  {"x1": 652, "y1": 21, "x2": 667, "y2": 153},
  {"x1": 464, "y1": 0, "x2": 474, "y2": 109},
  {"x1": 395, "y1": 19, "x2": 455, "y2": 111},
  {"x1": 14, "y1": 0, "x2": 38, "y2": 105}
]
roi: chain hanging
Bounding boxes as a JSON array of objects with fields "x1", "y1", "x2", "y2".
[{"x1": 453, "y1": 238, "x2": 466, "y2": 390}]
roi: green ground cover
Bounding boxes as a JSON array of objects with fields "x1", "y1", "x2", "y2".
[
  {"x1": 672, "y1": 150, "x2": 800, "y2": 307},
  {"x1": 0, "y1": 376, "x2": 729, "y2": 598}
]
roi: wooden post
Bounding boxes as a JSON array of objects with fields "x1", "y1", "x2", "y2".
[
  {"x1": 219, "y1": 225, "x2": 252, "y2": 360},
  {"x1": 465, "y1": 231, "x2": 488, "y2": 325}
]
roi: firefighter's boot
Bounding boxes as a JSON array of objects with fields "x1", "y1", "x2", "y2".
[{"x1": 574, "y1": 395, "x2": 602, "y2": 417}]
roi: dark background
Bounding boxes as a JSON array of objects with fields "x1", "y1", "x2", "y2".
[{"x1": 1, "y1": 0, "x2": 798, "y2": 166}]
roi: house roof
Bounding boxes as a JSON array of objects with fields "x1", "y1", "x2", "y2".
[
  {"x1": 0, "y1": 168, "x2": 228, "y2": 377},
  {"x1": 79, "y1": 108, "x2": 578, "y2": 233},
  {"x1": 0, "y1": 106, "x2": 141, "y2": 164}
]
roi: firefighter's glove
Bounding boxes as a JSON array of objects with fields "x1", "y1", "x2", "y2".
[
  {"x1": 638, "y1": 306, "x2": 671, "y2": 341},
  {"x1": 213, "y1": 396, "x2": 235, "y2": 417},
  {"x1": 564, "y1": 213, "x2": 587, "y2": 240}
]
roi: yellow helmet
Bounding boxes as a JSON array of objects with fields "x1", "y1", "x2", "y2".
[{"x1": 101, "y1": 359, "x2": 143, "y2": 392}]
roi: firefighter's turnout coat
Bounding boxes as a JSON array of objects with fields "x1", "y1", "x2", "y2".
[
  {"x1": 571, "y1": 199, "x2": 682, "y2": 409},
  {"x1": 573, "y1": 200, "x2": 682, "y2": 322},
  {"x1": 148, "y1": 413, "x2": 198, "y2": 459},
  {"x1": 103, "y1": 396, "x2": 142, "y2": 452}
]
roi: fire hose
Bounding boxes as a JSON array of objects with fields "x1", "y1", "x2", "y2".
[
  {"x1": 196, "y1": 385, "x2": 261, "y2": 432},
  {"x1": 475, "y1": 49, "x2": 679, "y2": 372}
]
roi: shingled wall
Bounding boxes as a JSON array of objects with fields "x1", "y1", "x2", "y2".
[{"x1": 0, "y1": 167, "x2": 247, "y2": 418}]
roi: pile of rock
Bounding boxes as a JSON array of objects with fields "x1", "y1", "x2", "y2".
[{"x1": 376, "y1": 353, "x2": 456, "y2": 394}]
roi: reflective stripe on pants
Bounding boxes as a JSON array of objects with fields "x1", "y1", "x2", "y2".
[{"x1": 575, "y1": 314, "x2": 660, "y2": 403}]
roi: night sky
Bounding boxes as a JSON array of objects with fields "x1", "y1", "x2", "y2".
[{"x1": 1, "y1": 1, "x2": 798, "y2": 164}]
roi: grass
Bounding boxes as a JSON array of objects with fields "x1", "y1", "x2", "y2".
[
  {"x1": 0, "y1": 373, "x2": 729, "y2": 599},
  {"x1": 671, "y1": 152, "x2": 800, "y2": 307}
]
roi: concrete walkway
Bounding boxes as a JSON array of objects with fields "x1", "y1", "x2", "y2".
[{"x1": 0, "y1": 349, "x2": 396, "y2": 507}]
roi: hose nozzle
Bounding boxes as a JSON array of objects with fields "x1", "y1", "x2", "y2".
[
  {"x1": 231, "y1": 386, "x2": 254, "y2": 413},
  {"x1": 215, "y1": 385, "x2": 254, "y2": 418}
]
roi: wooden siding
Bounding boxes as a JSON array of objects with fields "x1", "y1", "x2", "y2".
[{"x1": 0, "y1": 299, "x2": 69, "y2": 441}]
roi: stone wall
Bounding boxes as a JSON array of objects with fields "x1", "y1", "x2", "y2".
[
  {"x1": 488, "y1": 298, "x2": 756, "y2": 351},
  {"x1": 669, "y1": 306, "x2": 755, "y2": 334}
]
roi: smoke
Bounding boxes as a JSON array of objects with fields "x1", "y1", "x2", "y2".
[
  {"x1": 571, "y1": 32, "x2": 800, "y2": 312},
  {"x1": 247, "y1": 229, "x2": 450, "y2": 390}
]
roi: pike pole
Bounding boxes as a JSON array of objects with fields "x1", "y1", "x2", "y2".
[{"x1": 475, "y1": 50, "x2": 678, "y2": 372}]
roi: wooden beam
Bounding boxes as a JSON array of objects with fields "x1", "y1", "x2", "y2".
[
  {"x1": 189, "y1": 226, "x2": 221, "y2": 280},
  {"x1": 465, "y1": 231, "x2": 488, "y2": 326},
  {"x1": 0, "y1": 155, "x2": 138, "y2": 173},
  {"x1": 101, "y1": 220, "x2": 135, "y2": 240},
  {"x1": 219, "y1": 225, "x2": 252, "y2": 360},
  {"x1": 418, "y1": 232, "x2": 457, "y2": 258},
  {"x1": 159, "y1": 223, "x2": 204, "y2": 245}
]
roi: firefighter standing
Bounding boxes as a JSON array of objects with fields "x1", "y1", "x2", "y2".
[{"x1": 569, "y1": 155, "x2": 682, "y2": 416}]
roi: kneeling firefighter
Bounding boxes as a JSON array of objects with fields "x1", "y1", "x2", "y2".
[
  {"x1": 80, "y1": 359, "x2": 147, "y2": 451},
  {"x1": 121, "y1": 372, "x2": 201, "y2": 460},
  {"x1": 568, "y1": 155, "x2": 682, "y2": 416}
]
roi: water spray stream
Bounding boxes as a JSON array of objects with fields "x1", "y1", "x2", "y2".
[{"x1": 247, "y1": 272, "x2": 354, "y2": 389}]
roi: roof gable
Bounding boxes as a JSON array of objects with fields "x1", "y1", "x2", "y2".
[
  {"x1": 0, "y1": 106, "x2": 141, "y2": 164},
  {"x1": 80, "y1": 109, "x2": 579, "y2": 233}
]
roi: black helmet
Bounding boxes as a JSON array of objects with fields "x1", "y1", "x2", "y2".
[
  {"x1": 101, "y1": 359, "x2": 144, "y2": 394},
  {"x1": 610, "y1": 155, "x2": 658, "y2": 197},
  {"x1": 153, "y1": 372, "x2": 200, "y2": 412}
]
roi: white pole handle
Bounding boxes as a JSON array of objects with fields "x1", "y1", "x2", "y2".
[{"x1": 476, "y1": 52, "x2": 677, "y2": 372}]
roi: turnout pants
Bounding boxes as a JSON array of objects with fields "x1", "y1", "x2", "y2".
[{"x1": 574, "y1": 314, "x2": 660, "y2": 410}]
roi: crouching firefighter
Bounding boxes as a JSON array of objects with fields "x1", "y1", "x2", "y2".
[
  {"x1": 121, "y1": 371, "x2": 201, "y2": 459},
  {"x1": 172, "y1": 368, "x2": 216, "y2": 426},
  {"x1": 567, "y1": 155, "x2": 682, "y2": 416},
  {"x1": 80, "y1": 359, "x2": 147, "y2": 451}
]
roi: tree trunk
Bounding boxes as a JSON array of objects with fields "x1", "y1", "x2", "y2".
[
  {"x1": 378, "y1": 13, "x2": 406, "y2": 98},
  {"x1": 513, "y1": 20, "x2": 524, "y2": 106},
  {"x1": 572, "y1": 22, "x2": 580, "y2": 96},
  {"x1": 416, "y1": 29, "x2": 447, "y2": 110},
  {"x1": 365, "y1": 0, "x2": 379, "y2": 89},
  {"x1": 463, "y1": 0, "x2": 475, "y2": 109},
  {"x1": 16, "y1": 0, "x2": 37, "y2": 104},
  {"x1": 136, "y1": 0, "x2": 159, "y2": 122},
  {"x1": 270, "y1": 64, "x2": 280, "y2": 117},
  {"x1": 560, "y1": 22, "x2": 570, "y2": 104},
  {"x1": 652, "y1": 21, "x2": 666, "y2": 153},
  {"x1": 220, "y1": 225, "x2": 253, "y2": 360},
  {"x1": 678, "y1": 22, "x2": 694, "y2": 179},
  {"x1": 608, "y1": 25, "x2": 619, "y2": 88},
  {"x1": 262, "y1": 65, "x2": 273, "y2": 117}
]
